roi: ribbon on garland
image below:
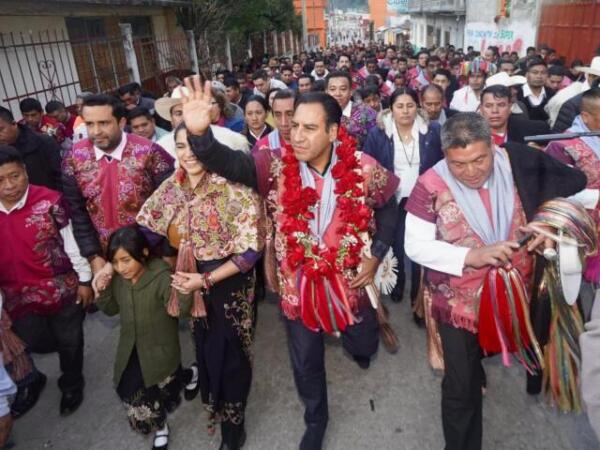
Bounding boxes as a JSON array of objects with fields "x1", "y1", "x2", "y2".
[
  {"x1": 299, "y1": 271, "x2": 357, "y2": 336},
  {"x1": 478, "y1": 265, "x2": 543, "y2": 373},
  {"x1": 542, "y1": 262, "x2": 585, "y2": 412}
]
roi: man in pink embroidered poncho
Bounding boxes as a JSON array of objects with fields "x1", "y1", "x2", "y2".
[
  {"x1": 62, "y1": 95, "x2": 174, "y2": 275},
  {"x1": 404, "y1": 112, "x2": 586, "y2": 450}
]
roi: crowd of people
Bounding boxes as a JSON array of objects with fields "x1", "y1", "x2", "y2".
[{"x1": 0, "y1": 37, "x2": 600, "y2": 450}]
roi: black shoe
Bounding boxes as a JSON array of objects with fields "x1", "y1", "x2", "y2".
[
  {"x1": 165, "y1": 394, "x2": 181, "y2": 414},
  {"x1": 390, "y1": 293, "x2": 403, "y2": 303},
  {"x1": 526, "y1": 372, "x2": 543, "y2": 395},
  {"x1": 11, "y1": 372, "x2": 47, "y2": 419},
  {"x1": 412, "y1": 312, "x2": 425, "y2": 328},
  {"x1": 219, "y1": 422, "x2": 246, "y2": 450},
  {"x1": 60, "y1": 388, "x2": 83, "y2": 416},
  {"x1": 183, "y1": 363, "x2": 200, "y2": 401},
  {"x1": 353, "y1": 356, "x2": 370, "y2": 370}
]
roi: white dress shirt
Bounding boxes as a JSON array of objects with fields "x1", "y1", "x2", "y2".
[
  {"x1": 0, "y1": 188, "x2": 92, "y2": 282},
  {"x1": 404, "y1": 187, "x2": 600, "y2": 278},
  {"x1": 522, "y1": 84, "x2": 547, "y2": 107},
  {"x1": 342, "y1": 101, "x2": 353, "y2": 118},
  {"x1": 393, "y1": 122, "x2": 420, "y2": 199}
]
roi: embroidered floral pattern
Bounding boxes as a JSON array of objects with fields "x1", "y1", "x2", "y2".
[
  {"x1": 62, "y1": 134, "x2": 173, "y2": 252},
  {"x1": 137, "y1": 171, "x2": 264, "y2": 261},
  {"x1": 411, "y1": 172, "x2": 532, "y2": 334},
  {"x1": 206, "y1": 401, "x2": 245, "y2": 426},
  {"x1": 121, "y1": 370, "x2": 182, "y2": 435},
  {"x1": 265, "y1": 138, "x2": 398, "y2": 321},
  {"x1": 224, "y1": 286, "x2": 255, "y2": 361},
  {"x1": 0, "y1": 188, "x2": 78, "y2": 320},
  {"x1": 340, "y1": 103, "x2": 377, "y2": 151}
]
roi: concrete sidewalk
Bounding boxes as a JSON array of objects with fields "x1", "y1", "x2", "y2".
[{"x1": 11, "y1": 296, "x2": 600, "y2": 449}]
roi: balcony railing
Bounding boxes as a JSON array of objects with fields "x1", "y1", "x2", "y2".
[{"x1": 406, "y1": 0, "x2": 466, "y2": 14}]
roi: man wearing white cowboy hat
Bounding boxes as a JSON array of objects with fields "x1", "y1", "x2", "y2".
[
  {"x1": 155, "y1": 85, "x2": 249, "y2": 165},
  {"x1": 546, "y1": 56, "x2": 600, "y2": 129},
  {"x1": 485, "y1": 72, "x2": 530, "y2": 117}
]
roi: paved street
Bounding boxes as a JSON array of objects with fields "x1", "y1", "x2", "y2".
[{"x1": 12, "y1": 295, "x2": 600, "y2": 450}]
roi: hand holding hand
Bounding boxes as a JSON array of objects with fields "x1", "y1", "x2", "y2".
[{"x1": 171, "y1": 272, "x2": 204, "y2": 295}]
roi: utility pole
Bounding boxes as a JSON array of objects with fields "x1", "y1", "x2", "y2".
[{"x1": 301, "y1": 0, "x2": 308, "y2": 51}]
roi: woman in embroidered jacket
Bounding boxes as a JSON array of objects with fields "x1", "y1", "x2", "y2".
[{"x1": 136, "y1": 123, "x2": 264, "y2": 450}]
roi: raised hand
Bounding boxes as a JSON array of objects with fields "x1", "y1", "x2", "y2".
[{"x1": 181, "y1": 75, "x2": 213, "y2": 136}]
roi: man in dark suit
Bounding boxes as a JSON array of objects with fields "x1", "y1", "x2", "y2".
[
  {"x1": 516, "y1": 58, "x2": 556, "y2": 122},
  {"x1": 480, "y1": 85, "x2": 550, "y2": 145}
]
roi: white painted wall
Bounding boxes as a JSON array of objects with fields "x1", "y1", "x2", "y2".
[
  {"x1": 0, "y1": 16, "x2": 82, "y2": 118},
  {"x1": 464, "y1": 0, "x2": 540, "y2": 56}
]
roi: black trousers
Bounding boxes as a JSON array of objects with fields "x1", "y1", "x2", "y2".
[
  {"x1": 285, "y1": 305, "x2": 379, "y2": 450},
  {"x1": 392, "y1": 198, "x2": 421, "y2": 302},
  {"x1": 12, "y1": 302, "x2": 85, "y2": 393},
  {"x1": 438, "y1": 323, "x2": 483, "y2": 450}
]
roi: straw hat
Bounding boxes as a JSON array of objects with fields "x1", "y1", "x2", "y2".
[{"x1": 155, "y1": 86, "x2": 189, "y2": 122}]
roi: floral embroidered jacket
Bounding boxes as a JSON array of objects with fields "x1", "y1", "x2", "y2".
[
  {"x1": 0, "y1": 186, "x2": 78, "y2": 320},
  {"x1": 62, "y1": 133, "x2": 174, "y2": 258},
  {"x1": 136, "y1": 169, "x2": 264, "y2": 272},
  {"x1": 341, "y1": 103, "x2": 377, "y2": 152}
]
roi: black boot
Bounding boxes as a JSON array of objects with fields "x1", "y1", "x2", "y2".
[
  {"x1": 11, "y1": 372, "x2": 47, "y2": 419},
  {"x1": 219, "y1": 421, "x2": 246, "y2": 450}
]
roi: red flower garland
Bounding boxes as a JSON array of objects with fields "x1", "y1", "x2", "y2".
[{"x1": 281, "y1": 128, "x2": 372, "y2": 281}]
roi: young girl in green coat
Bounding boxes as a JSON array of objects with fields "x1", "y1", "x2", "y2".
[{"x1": 94, "y1": 226, "x2": 190, "y2": 450}]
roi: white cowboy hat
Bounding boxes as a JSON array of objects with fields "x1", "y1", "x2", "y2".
[
  {"x1": 155, "y1": 86, "x2": 190, "y2": 122},
  {"x1": 485, "y1": 72, "x2": 526, "y2": 88},
  {"x1": 558, "y1": 241, "x2": 583, "y2": 305},
  {"x1": 576, "y1": 56, "x2": 600, "y2": 77},
  {"x1": 508, "y1": 75, "x2": 527, "y2": 87}
]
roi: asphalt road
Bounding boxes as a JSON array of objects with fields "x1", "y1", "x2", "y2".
[{"x1": 11, "y1": 295, "x2": 600, "y2": 449}]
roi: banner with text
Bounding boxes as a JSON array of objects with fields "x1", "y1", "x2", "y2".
[{"x1": 464, "y1": 21, "x2": 536, "y2": 56}]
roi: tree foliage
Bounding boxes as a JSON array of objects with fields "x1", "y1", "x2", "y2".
[{"x1": 176, "y1": 0, "x2": 301, "y2": 70}]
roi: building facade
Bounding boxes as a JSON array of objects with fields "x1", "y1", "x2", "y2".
[
  {"x1": 407, "y1": 0, "x2": 466, "y2": 49},
  {"x1": 294, "y1": 0, "x2": 328, "y2": 49},
  {"x1": 0, "y1": 0, "x2": 193, "y2": 115}
]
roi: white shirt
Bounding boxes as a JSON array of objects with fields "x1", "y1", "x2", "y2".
[
  {"x1": 522, "y1": 83, "x2": 547, "y2": 107},
  {"x1": 94, "y1": 132, "x2": 127, "y2": 161},
  {"x1": 342, "y1": 101, "x2": 353, "y2": 118},
  {"x1": 0, "y1": 188, "x2": 92, "y2": 282},
  {"x1": 449, "y1": 86, "x2": 480, "y2": 112},
  {"x1": 393, "y1": 122, "x2": 420, "y2": 199},
  {"x1": 404, "y1": 188, "x2": 600, "y2": 278}
]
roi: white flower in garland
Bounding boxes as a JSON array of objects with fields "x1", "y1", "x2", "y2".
[{"x1": 375, "y1": 249, "x2": 398, "y2": 296}]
